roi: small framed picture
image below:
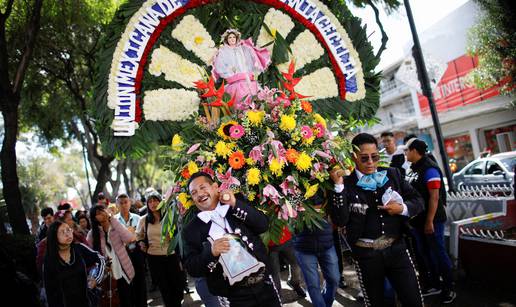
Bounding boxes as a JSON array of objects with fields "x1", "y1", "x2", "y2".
[{"x1": 209, "y1": 234, "x2": 264, "y2": 285}]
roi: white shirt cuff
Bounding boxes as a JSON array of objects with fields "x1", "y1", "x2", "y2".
[
  {"x1": 400, "y1": 203, "x2": 409, "y2": 216},
  {"x1": 334, "y1": 184, "x2": 344, "y2": 193}
]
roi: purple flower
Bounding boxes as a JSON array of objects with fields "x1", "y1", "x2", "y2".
[
  {"x1": 262, "y1": 184, "x2": 280, "y2": 205},
  {"x1": 249, "y1": 145, "x2": 264, "y2": 166}
]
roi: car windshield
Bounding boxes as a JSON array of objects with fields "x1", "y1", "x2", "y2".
[{"x1": 500, "y1": 157, "x2": 516, "y2": 171}]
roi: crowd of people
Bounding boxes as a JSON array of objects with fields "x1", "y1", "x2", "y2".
[{"x1": 35, "y1": 132, "x2": 456, "y2": 307}]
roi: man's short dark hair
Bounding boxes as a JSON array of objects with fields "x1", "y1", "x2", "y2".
[
  {"x1": 403, "y1": 134, "x2": 417, "y2": 144},
  {"x1": 352, "y1": 133, "x2": 378, "y2": 150},
  {"x1": 187, "y1": 172, "x2": 214, "y2": 191},
  {"x1": 116, "y1": 193, "x2": 130, "y2": 202},
  {"x1": 407, "y1": 138, "x2": 428, "y2": 156},
  {"x1": 41, "y1": 207, "x2": 54, "y2": 218},
  {"x1": 57, "y1": 203, "x2": 71, "y2": 211},
  {"x1": 380, "y1": 132, "x2": 394, "y2": 138}
]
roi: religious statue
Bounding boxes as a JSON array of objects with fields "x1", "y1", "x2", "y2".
[{"x1": 212, "y1": 29, "x2": 271, "y2": 110}]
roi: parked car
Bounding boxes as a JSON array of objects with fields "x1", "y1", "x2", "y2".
[{"x1": 452, "y1": 151, "x2": 516, "y2": 189}]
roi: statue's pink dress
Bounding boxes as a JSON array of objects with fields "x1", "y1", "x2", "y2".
[{"x1": 212, "y1": 39, "x2": 271, "y2": 110}]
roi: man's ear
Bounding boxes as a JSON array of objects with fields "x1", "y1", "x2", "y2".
[{"x1": 212, "y1": 181, "x2": 219, "y2": 190}]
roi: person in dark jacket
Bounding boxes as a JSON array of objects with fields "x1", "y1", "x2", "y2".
[
  {"x1": 329, "y1": 133, "x2": 424, "y2": 307},
  {"x1": 43, "y1": 220, "x2": 105, "y2": 307},
  {"x1": 37, "y1": 207, "x2": 54, "y2": 242},
  {"x1": 182, "y1": 172, "x2": 281, "y2": 307},
  {"x1": 404, "y1": 138, "x2": 455, "y2": 304},
  {"x1": 293, "y1": 189, "x2": 340, "y2": 307}
]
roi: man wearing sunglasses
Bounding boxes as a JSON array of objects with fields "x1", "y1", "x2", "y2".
[{"x1": 328, "y1": 133, "x2": 424, "y2": 306}]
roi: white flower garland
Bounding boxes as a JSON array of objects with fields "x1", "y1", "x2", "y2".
[
  {"x1": 256, "y1": 8, "x2": 295, "y2": 52},
  {"x1": 309, "y1": 0, "x2": 365, "y2": 101},
  {"x1": 277, "y1": 30, "x2": 324, "y2": 72},
  {"x1": 295, "y1": 67, "x2": 338, "y2": 100},
  {"x1": 149, "y1": 45, "x2": 203, "y2": 88},
  {"x1": 143, "y1": 89, "x2": 200, "y2": 121},
  {"x1": 171, "y1": 15, "x2": 216, "y2": 64}
]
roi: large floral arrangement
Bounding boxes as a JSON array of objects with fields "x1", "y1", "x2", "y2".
[{"x1": 160, "y1": 62, "x2": 354, "y2": 244}]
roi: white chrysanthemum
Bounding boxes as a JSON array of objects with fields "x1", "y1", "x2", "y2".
[
  {"x1": 143, "y1": 89, "x2": 200, "y2": 121},
  {"x1": 278, "y1": 30, "x2": 324, "y2": 71},
  {"x1": 256, "y1": 8, "x2": 295, "y2": 52},
  {"x1": 149, "y1": 45, "x2": 203, "y2": 88},
  {"x1": 295, "y1": 67, "x2": 338, "y2": 100},
  {"x1": 171, "y1": 15, "x2": 216, "y2": 64}
]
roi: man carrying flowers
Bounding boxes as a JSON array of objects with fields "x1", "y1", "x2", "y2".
[{"x1": 182, "y1": 172, "x2": 281, "y2": 307}]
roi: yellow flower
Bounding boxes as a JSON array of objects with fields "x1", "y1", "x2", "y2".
[
  {"x1": 215, "y1": 141, "x2": 232, "y2": 158},
  {"x1": 280, "y1": 114, "x2": 296, "y2": 132},
  {"x1": 302, "y1": 136, "x2": 315, "y2": 145},
  {"x1": 187, "y1": 161, "x2": 199, "y2": 175},
  {"x1": 178, "y1": 192, "x2": 189, "y2": 206},
  {"x1": 217, "y1": 164, "x2": 226, "y2": 174},
  {"x1": 270, "y1": 28, "x2": 277, "y2": 38},
  {"x1": 247, "y1": 168, "x2": 262, "y2": 186},
  {"x1": 269, "y1": 158, "x2": 285, "y2": 177},
  {"x1": 262, "y1": 173, "x2": 269, "y2": 183},
  {"x1": 248, "y1": 191, "x2": 256, "y2": 202},
  {"x1": 247, "y1": 110, "x2": 265, "y2": 126},
  {"x1": 194, "y1": 36, "x2": 204, "y2": 45},
  {"x1": 183, "y1": 200, "x2": 194, "y2": 209},
  {"x1": 304, "y1": 183, "x2": 319, "y2": 199},
  {"x1": 245, "y1": 158, "x2": 256, "y2": 166},
  {"x1": 218, "y1": 120, "x2": 238, "y2": 140},
  {"x1": 171, "y1": 134, "x2": 183, "y2": 151},
  {"x1": 295, "y1": 152, "x2": 312, "y2": 172},
  {"x1": 313, "y1": 113, "x2": 327, "y2": 128}
]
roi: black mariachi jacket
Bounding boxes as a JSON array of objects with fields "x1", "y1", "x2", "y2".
[
  {"x1": 328, "y1": 167, "x2": 424, "y2": 246},
  {"x1": 182, "y1": 198, "x2": 270, "y2": 297},
  {"x1": 406, "y1": 155, "x2": 447, "y2": 227}
]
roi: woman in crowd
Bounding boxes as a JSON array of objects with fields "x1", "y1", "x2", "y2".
[
  {"x1": 43, "y1": 220, "x2": 105, "y2": 307},
  {"x1": 77, "y1": 213, "x2": 91, "y2": 237},
  {"x1": 137, "y1": 191, "x2": 184, "y2": 307},
  {"x1": 88, "y1": 205, "x2": 136, "y2": 307}
]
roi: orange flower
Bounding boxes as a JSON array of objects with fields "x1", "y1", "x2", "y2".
[
  {"x1": 181, "y1": 167, "x2": 190, "y2": 179},
  {"x1": 301, "y1": 100, "x2": 312, "y2": 113},
  {"x1": 286, "y1": 148, "x2": 300, "y2": 164},
  {"x1": 228, "y1": 151, "x2": 246, "y2": 170}
]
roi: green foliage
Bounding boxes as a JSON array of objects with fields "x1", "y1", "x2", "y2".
[{"x1": 467, "y1": 0, "x2": 516, "y2": 106}]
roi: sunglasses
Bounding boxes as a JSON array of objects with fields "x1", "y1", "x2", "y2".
[{"x1": 358, "y1": 154, "x2": 381, "y2": 163}]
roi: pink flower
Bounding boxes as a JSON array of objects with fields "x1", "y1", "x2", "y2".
[
  {"x1": 315, "y1": 150, "x2": 332, "y2": 160},
  {"x1": 279, "y1": 203, "x2": 297, "y2": 220},
  {"x1": 279, "y1": 175, "x2": 298, "y2": 195},
  {"x1": 268, "y1": 140, "x2": 287, "y2": 164},
  {"x1": 229, "y1": 124, "x2": 245, "y2": 139},
  {"x1": 249, "y1": 145, "x2": 264, "y2": 166},
  {"x1": 257, "y1": 86, "x2": 277, "y2": 106},
  {"x1": 262, "y1": 184, "x2": 280, "y2": 205},
  {"x1": 313, "y1": 123, "x2": 326, "y2": 138},
  {"x1": 187, "y1": 143, "x2": 201, "y2": 154},
  {"x1": 216, "y1": 168, "x2": 241, "y2": 191},
  {"x1": 300, "y1": 125, "x2": 313, "y2": 139}
]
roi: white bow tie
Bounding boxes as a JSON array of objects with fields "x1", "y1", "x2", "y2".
[{"x1": 197, "y1": 203, "x2": 230, "y2": 224}]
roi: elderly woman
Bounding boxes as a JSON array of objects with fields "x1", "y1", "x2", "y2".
[{"x1": 212, "y1": 28, "x2": 270, "y2": 110}]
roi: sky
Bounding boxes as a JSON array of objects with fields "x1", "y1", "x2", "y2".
[{"x1": 349, "y1": 0, "x2": 471, "y2": 70}]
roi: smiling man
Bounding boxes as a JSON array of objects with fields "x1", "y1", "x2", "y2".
[
  {"x1": 328, "y1": 133, "x2": 425, "y2": 306},
  {"x1": 182, "y1": 172, "x2": 281, "y2": 307}
]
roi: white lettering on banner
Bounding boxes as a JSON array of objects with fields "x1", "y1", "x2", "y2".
[
  {"x1": 280, "y1": 0, "x2": 359, "y2": 81},
  {"x1": 111, "y1": 0, "x2": 186, "y2": 136},
  {"x1": 433, "y1": 76, "x2": 468, "y2": 100}
]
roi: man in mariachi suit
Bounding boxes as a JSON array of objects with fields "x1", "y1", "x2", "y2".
[
  {"x1": 182, "y1": 172, "x2": 281, "y2": 307},
  {"x1": 328, "y1": 133, "x2": 425, "y2": 306}
]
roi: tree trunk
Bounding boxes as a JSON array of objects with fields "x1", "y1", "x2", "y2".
[
  {"x1": 91, "y1": 157, "x2": 114, "y2": 204},
  {"x1": 1, "y1": 105, "x2": 29, "y2": 235}
]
